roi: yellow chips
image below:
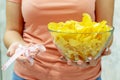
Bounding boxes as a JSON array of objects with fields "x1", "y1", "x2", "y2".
[{"x1": 48, "y1": 13, "x2": 113, "y2": 61}]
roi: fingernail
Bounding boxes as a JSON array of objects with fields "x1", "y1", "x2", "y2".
[
  {"x1": 67, "y1": 60, "x2": 72, "y2": 65},
  {"x1": 106, "y1": 48, "x2": 109, "y2": 52},
  {"x1": 88, "y1": 57, "x2": 92, "y2": 60},
  {"x1": 77, "y1": 60, "x2": 83, "y2": 65}
]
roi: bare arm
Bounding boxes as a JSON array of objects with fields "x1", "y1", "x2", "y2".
[
  {"x1": 4, "y1": 1, "x2": 25, "y2": 48},
  {"x1": 95, "y1": 0, "x2": 114, "y2": 26},
  {"x1": 95, "y1": 0, "x2": 114, "y2": 48}
]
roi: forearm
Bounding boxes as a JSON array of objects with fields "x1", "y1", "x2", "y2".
[
  {"x1": 95, "y1": 0, "x2": 114, "y2": 48},
  {"x1": 4, "y1": 1, "x2": 25, "y2": 49},
  {"x1": 4, "y1": 30, "x2": 25, "y2": 49},
  {"x1": 95, "y1": 0, "x2": 114, "y2": 26}
]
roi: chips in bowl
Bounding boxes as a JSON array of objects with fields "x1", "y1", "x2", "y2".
[{"x1": 48, "y1": 13, "x2": 114, "y2": 62}]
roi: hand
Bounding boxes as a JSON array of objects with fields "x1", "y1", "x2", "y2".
[
  {"x1": 20, "y1": 43, "x2": 46, "y2": 64},
  {"x1": 60, "y1": 48, "x2": 111, "y2": 68},
  {"x1": 17, "y1": 43, "x2": 46, "y2": 65},
  {"x1": 6, "y1": 42, "x2": 46, "y2": 64},
  {"x1": 60, "y1": 56, "x2": 100, "y2": 68},
  {"x1": 2, "y1": 42, "x2": 46, "y2": 71},
  {"x1": 6, "y1": 42, "x2": 30, "y2": 64},
  {"x1": 65, "y1": 57, "x2": 100, "y2": 68}
]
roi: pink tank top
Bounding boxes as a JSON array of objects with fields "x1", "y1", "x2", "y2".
[{"x1": 9, "y1": 0, "x2": 101, "y2": 80}]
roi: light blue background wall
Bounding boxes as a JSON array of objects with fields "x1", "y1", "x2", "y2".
[
  {"x1": 0, "y1": 0, "x2": 14, "y2": 80},
  {"x1": 0, "y1": 0, "x2": 120, "y2": 80},
  {"x1": 101, "y1": 0, "x2": 120, "y2": 80}
]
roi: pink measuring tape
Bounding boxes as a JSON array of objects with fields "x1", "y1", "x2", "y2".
[{"x1": 1, "y1": 44, "x2": 46, "y2": 71}]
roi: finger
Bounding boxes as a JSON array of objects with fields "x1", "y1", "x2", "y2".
[
  {"x1": 6, "y1": 51, "x2": 11, "y2": 57},
  {"x1": 30, "y1": 49, "x2": 39, "y2": 55},
  {"x1": 87, "y1": 56, "x2": 97, "y2": 66},
  {"x1": 7, "y1": 42, "x2": 20, "y2": 57},
  {"x1": 76, "y1": 60, "x2": 83, "y2": 65},
  {"x1": 104, "y1": 48, "x2": 111, "y2": 55},
  {"x1": 29, "y1": 53, "x2": 36, "y2": 58},
  {"x1": 75, "y1": 60, "x2": 88, "y2": 67},
  {"x1": 89, "y1": 60, "x2": 97, "y2": 66},
  {"x1": 89, "y1": 56, "x2": 102, "y2": 66},
  {"x1": 7, "y1": 48, "x2": 16, "y2": 57},
  {"x1": 102, "y1": 48, "x2": 111, "y2": 56},
  {"x1": 79, "y1": 62, "x2": 90, "y2": 68},
  {"x1": 16, "y1": 56, "x2": 30, "y2": 63},
  {"x1": 67, "y1": 59, "x2": 73, "y2": 65}
]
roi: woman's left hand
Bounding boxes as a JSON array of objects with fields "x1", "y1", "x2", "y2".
[
  {"x1": 76, "y1": 48, "x2": 111, "y2": 67},
  {"x1": 61, "y1": 48, "x2": 111, "y2": 68}
]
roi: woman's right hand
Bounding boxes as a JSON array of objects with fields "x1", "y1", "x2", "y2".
[
  {"x1": 2, "y1": 42, "x2": 31, "y2": 71},
  {"x1": 6, "y1": 42, "x2": 46, "y2": 64},
  {"x1": 6, "y1": 42, "x2": 27, "y2": 63}
]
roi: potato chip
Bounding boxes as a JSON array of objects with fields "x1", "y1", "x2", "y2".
[{"x1": 48, "y1": 13, "x2": 114, "y2": 61}]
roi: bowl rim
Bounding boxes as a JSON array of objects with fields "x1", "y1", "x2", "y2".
[{"x1": 48, "y1": 27, "x2": 114, "y2": 34}]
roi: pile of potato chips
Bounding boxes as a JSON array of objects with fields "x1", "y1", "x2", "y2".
[{"x1": 48, "y1": 13, "x2": 113, "y2": 61}]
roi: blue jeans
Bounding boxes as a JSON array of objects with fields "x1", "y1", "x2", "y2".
[
  {"x1": 12, "y1": 72, "x2": 101, "y2": 80},
  {"x1": 12, "y1": 72, "x2": 25, "y2": 80},
  {"x1": 96, "y1": 76, "x2": 102, "y2": 80}
]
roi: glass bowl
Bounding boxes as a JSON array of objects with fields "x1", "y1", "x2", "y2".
[{"x1": 48, "y1": 27, "x2": 114, "y2": 62}]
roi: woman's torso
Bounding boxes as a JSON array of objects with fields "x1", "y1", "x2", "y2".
[{"x1": 13, "y1": 0, "x2": 101, "y2": 80}]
